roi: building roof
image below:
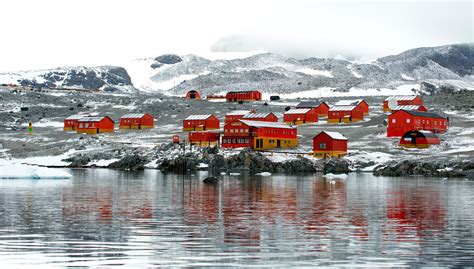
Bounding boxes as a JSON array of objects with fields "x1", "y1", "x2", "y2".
[
  {"x1": 329, "y1": 105, "x2": 357, "y2": 111},
  {"x1": 78, "y1": 116, "x2": 112, "y2": 122},
  {"x1": 227, "y1": 90, "x2": 261, "y2": 94},
  {"x1": 121, "y1": 113, "x2": 146, "y2": 119},
  {"x1": 185, "y1": 114, "x2": 214, "y2": 120},
  {"x1": 226, "y1": 110, "x2": 253, "y2": 116},
  {"x1": 242, "y1": 112, "x2": 274, "y2": 119},
  {"x1": 239, "y1": 120, "x2": 295, "y2": 129},
  {"x1": 65, "y1": 114, "x2": 86, "y2": 120},
  {"x1": 334, "y1": 99, "x2": 364, "y2": 106},
  {"x1": 284, "y1": 108, "x2": 311, "y2": 115},
  {"x1": 399, "y1": 110, "x2": 445, "y2": 119},
  {"x1": 296, "y1": 101, "x2": 320, "y2": 108},
  {"x1": 385, "y1": 95, "x2": 418, "y2": 101},
  {"x1": 392, "y1": 105, "x2": 423, "y2": 111},
  {"x1": 316, "y1": 131, "x2": 347, "y2": 140}
]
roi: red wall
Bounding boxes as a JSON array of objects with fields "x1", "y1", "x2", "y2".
[
  {"x1": 79, "y1": 117, "x2": 114, "y2": 130},
  {"x1": 188, "y1": 132, "x2": 220, "y2": 142},
  {"x1": 226, "y1": 91, "x2": 262, "y2": 101},
  {"x1": 284, "y1": 109, "x2": 318, "y2": 123},
  {"x1": 359, "y1": 101, "x2": 369, "y2": 114},
  {"x1": 387, "y1": 111, "x2": 448, "y2": 137},
  {"x1": 225, "y1": 115, "x2": 245, "y2": 124},
  {"x1": 328, "y1": 107, "x2": 364, "y2": 121},
  {"x1": 316, "y1": 103, "x2": 330, "y2": 115},
  {"x1": 64, "y1": 119, "x2": 79, "y2": 128},
  {"x1": 183, "y1": 115, "x2": 220, "y2": 130},
  {"x1": 312, "y1": 132, "x2": 347, "y2": 152},
  {"x1": 120, "y1": 114, "x2": 154, "y2": 127}
]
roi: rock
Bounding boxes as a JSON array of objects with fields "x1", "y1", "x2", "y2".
[
  {"x1": 323, "y1": 159, "x2": 351, "y2": 174},
  {"x1": 203, "y1": 176, "x2": 218, "y2": 184},
  {"x1": 63, "y1": 154, "x2": 91, "y2": 168},
  {"x1": 108, "y1": 154, "x2": 147, "y2": 170},
  {"x1": 154, "y1": 54, "x2": 182, "y2": 65},
  {"x1": 20, "y1": 107, "x2": 29, "y2": 111},
  {"x1": 373, "y1": 160, "x2": 466, "y2": 178}
]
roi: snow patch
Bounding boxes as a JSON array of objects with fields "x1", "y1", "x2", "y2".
[
  {"x1": 400, "y1": 73, "x2": 415, "y2": 81},
  {"x1": 0, "y1": 165, "x2": 72, "y2": 179},
  {"x1": 296, "y1": 68, "x2": 334, "y2": 77}
]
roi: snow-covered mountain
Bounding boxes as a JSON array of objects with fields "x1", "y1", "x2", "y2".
[
  {"x1": 126, "y1": 43, "x2": 474, "y2": 95},
  {"x1": 0, "y1": 66, "x2": 136, "y2": 93}
]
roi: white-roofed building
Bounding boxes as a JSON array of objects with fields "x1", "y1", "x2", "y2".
[
  {"x1": 183, "y1": 114, "x2": 220, "y2": 131},
  {"x1": 383, "y1": 95, "x2": 424, "y2": 112},
  {"x1": 283, "y1": 108, "x2": 318, "y2": 125},
  {"x1": 313, "y1": 131, "x2": 348, "y2": 158},
  {"x1": 120, "y1": 113, "x2": 154, "y2": 129}
]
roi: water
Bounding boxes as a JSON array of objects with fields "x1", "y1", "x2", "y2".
[{"x1": 0, "y1": 169, "x2": 473, "y2": 267}]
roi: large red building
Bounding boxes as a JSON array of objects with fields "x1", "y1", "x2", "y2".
[
  {"x1": 119, "y1": 113, "x2": 154, "y2": 129},
  {"x1": 188, "y1": 131, "x2": 220, "y2": 147},
  {"x1": 183, "y1": 114, "x2": 220, "y2": 131},
  {"x1": 399, "y1": 130, "x2": 440, "y2": 149},
  {"x1": 222, "y1": 120, "x2": 297, "y2": 149},
  {"x1": 384, "y1": 95, "x2": 424, "y2": 112},
  {"x1": 387, "y1": 110, "x2": 448, "y2": 137},
  {"x1": 76, "y1": 116, "x2": 115, "y2": 134},
  {"x1": 242, "y1": 112, "x2": 278, "y2": 122},
  {"x1": 226, "y1": 90, "x2": 262, "y2": 102},
  {"x1": 328, "y1": 105, "x2": 364, "y2": 123},
  {"x1": 296, "y1": 101, "x2": 330, "y2": 117},
  {"x1": 334, "y1": 99, "x2": 369, "y2": 115},
  {"x1": 64, "y1": 114, "x2": 85, "y2": 131},
  {"x1": 313, "y1": 131, "x2": 348, "y2": 158},
  {"x1": 225, "y1": 110, "x2": 256, "y2": 124},
  {"x1": 283, "y1": 108, "x2": 318, "y2": 125}
]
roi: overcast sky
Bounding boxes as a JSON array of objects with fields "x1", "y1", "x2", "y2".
[{"x1": 0, "y1": 0, "x2": 471, "y2": 72}]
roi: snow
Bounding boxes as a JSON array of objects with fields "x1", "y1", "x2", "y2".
[
  {"x1": 197, "y1": 163, "x2": 209, "y2": 169},
  {"x1": 351, "y1": 70, "x2": 363, "y2": 78},
  {"x1": 256, "y1": 172, "x2": 272, "y2": 176},
  {"x1": 400, "y1": 73, "x2": 415, "y2": 81},
  {"x1": 88, "y1": 159, "x2": 119, "y2": 167},
  {"x1": 323, "y1": 173, "x2": 348, "y2": 180},
  {"x1": 0, "y1": 164, "x2": 72, "y2": 179},
  {"x1": 22, "y1": 119, "x2": 63, "y2": 128},
  {"x1": 296, "y1": 68, "x2": 334, "y2": 77}
]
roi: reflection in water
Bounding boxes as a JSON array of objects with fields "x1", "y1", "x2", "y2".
[{"x1": 0, "y1": 169, "x2": 473, "y2": 267}]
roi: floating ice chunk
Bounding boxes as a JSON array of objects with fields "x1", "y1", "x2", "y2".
[
  {"x1": 197, "y1": 163, "x2": 209, "y2": 169},
  {"x1": 323, "y1": 173, "x2": 348, "y2": 180},
  {"x1": 0, "y1": 165, "x2": 72, "y2": 179},
  {"x1": 229, "y1": 172, "x2": 241, "y2": 176},
  {"x1": 256, "y1": 172, "x2": 272, "y2": 176}
]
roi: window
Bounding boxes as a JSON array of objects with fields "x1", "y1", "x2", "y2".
[
  {"x1": 79, "y1": 123, "x2": 83, "y2": 128},
  {"x1": 392, "y1": 119, "x2": 396, "y2": 123},
  {"x1": 230, "y1": 129, "x2": 234, "y2": 133},
  {"x1": 406, "y1": 119, "x2": 411, "y2": 123},
  {"x1": 320, "y1": 143, "x2": 327, "y2": 149},
  {"x1": 85, "y1": 123, "x2": 89, "y2": 128}
]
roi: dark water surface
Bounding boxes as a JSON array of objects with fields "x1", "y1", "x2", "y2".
[{"x1": 0, "y1": 169, "x2": 473, "y2": 267}]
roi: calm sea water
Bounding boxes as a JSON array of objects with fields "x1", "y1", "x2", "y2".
[{"x1": 0, "y1": 169, "x2": 473, "y2": 267}]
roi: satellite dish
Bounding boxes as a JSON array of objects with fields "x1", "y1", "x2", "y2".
[{"x1": 388, "y1": 99, "x2": 398, "y2": 110}]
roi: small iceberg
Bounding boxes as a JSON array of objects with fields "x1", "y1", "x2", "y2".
[
  {"x1": 0, "y1": 165, "x2": 72, "y2": 179},
  {"x1": 229, "y1": 172, "x2": 241, "y2": 176},
  {"x1": 256, "y1": 172, "x2": 272, "y2": 177},
  {"x1": 323, "y1": 173, "x2": 348, "y2": 180},
  {"x1": 196, "y1": 163, "x2": 209, "y2": 169}
]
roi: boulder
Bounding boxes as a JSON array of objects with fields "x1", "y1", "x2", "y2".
[
  {"x1": 63, "y1": 154, "x2": 91, "y2": 168},
  {"x1": 203, "y1": 176, "x2": 219, "y2": 184},
  {"x1": 108, "y1": 154, "x2": 147, "y2": 170}
]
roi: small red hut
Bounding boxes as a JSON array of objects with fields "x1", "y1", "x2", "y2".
[
  {"x1": 188, "y1": 131, "x2": 220, "y2": 147},
  {"x1": 387, "y1": 110, "x2": 448, "y2": 137},
  {"x1": 334, "y1": 99, "x2": 369, "y2": 115},
  {"x1": 283, "y1": 108, "x2": 318, "y2": 125},
  {"x1": 384, "y1": 95, "x2": 424, "y2": 112},
  {"x1": 296, "y1": 101, "x2": 330, "y2": 117},
  {"x1": 225, "y1": 110, "x2": 255, "y2": 124},
  {"x1": 183, "y1": 114, "x2": 220, "y2": 131},
  {"x1": 226, "y1": 90, "x2": 262, "y2": 102},
  {"x1": 313, "y1": 131, "x2": 348, "y2": 158},
  {"x1": 64, "y1": 114, "x2": 85, "y2": 131},
  {"x1": 328, "y1": 106, "x2": 364, "y2": 123},
  {"x1": 119, "y1": 113, "x2": 154, "y2": 129},
  {"x1": 242, "y1": 112, "x2": 278, "y2": 122},
  {"x1": 185, "y1": 90, "x2": 201, "y2": 100},
  {"x1": 76, "y1": 116, "x2": 114, "y2": 134},
  {"x1": 399, "y1": 130, "x2": 440, "y2": 149}
]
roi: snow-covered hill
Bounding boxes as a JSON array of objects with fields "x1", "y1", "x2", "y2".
[
  {"x1": 0, "y1": 66, "x2": 136, "y2": 93},
  {"x1": 126, "y1": 43, "x2": 474, "y2": 96}
]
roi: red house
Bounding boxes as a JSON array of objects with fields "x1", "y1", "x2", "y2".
[
  {"x1": 387, "y1": 110, "x2": 448, "y2": 137},
  {"x1": 119, "y1": 113, "x2": 154, "y2": 129},
  {"x1": 226, "y1": 90, "x2": 262, "y2": 102},
  {"x1": 313, "y1": 131, "x2": 348, "y2": 158},
  {"x1": 284, "y1": 108, "x2": 318, "y2": 125},
  {"x1": 225, "y1": 110, "x2": 255, "y2": 124},
  {"x1": 76, "y1": 116, "x2": 114, "y2": 134},
  {"x1": 242, "y1": 112, "x2": 278, "y2": 122},
  {"x1": 391, "y1": 105, "x2": 428, "y2": 113},
  {"x1": 185, "y1": 90, "x2": 201, "y2": 100},
  {"x1": 188, "y1": 131, "x2": 220, "y2": 147},
  {"x1": 183, "y1": 114, "x2": 220, "y2": 131},
  {"x1": 334, "y1": 99, "x2": 369, "y2": 115},
  {"x1": 222, "y1": 120, "x2": 297, "y2": 149},
  {"x1": 296, "y1": 101, "x2": 330, "y2": 117},
  {"x1": 399, "y1": 130, "x2": 440, "y2": 149},
  {"x1": 328, "y1": 106, "x2": 364, "y2": 123},
  {"x1": 64, "y1": 114, "x2": 85, "y2": 131},
  {"x1": 384, "y1": 96, "x2": 424, "y2": 112}
]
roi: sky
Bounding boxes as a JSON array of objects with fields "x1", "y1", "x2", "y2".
[{"x1": 0, "y1": 0, "x2": 472, "y2": 72}]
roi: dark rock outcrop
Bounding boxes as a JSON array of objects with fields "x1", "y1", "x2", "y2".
[
  {"x1": 63, "y1": 154, "x2": 91, "y2": 168},
  {"x1": 108, "y1": 154, "x2": 147, "y2": 170},
  {"x1": 373, "y1": 160, "x2": 467, "y2": 178},
  {"x1": 323, "y1": 159, "x2": 351, "y2": 174},
  {"x1": 154, "y1": 54, "x2": 183, "y2": 65},
  {"x1": 203, "y1": 176, "x2": 219, "y2": 184}
]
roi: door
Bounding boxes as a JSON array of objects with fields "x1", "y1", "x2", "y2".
[
  {"x1": 190, "y1": 93, "x2": 195, "y2": 99},
  {"x1": 96, "y1": 128, "x2": 99, "y2": 134},
  {"x1": 277, "y1": 140, "x2": 281, "y2": 147}
]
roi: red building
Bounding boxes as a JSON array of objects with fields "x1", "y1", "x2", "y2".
[
  {"x1": 222, "y1": 120, "x2": 297, "y2": 149},
  {"x1": 334, "y1": 99, "x2": 369, "y2": 115},
  {"x1": 296, "y1": 101, "x2": 330, "y2": 117},
  {"x1": 64, "y1": 114, "x2": 85, "y2": 131},
  {"x1": 225, "y1": 110, "x2": 255, "y2": 124},
  {"x1": 328, "y1": 105, "x2": 364, "y2": 123},
  {"x1": 188, "y1": 131, "x2": 220, "y2": 147},
  {"x1": 119, "y1": 113, "x2": 154, "y2": 129},
  {"x1": 283, "y1": 108, "x2": 318, "y2": 125},
  {"x1": 242, "y1": 112, "x2": 278, "y2": 122},
  {"x1": 387, "y1": 110, "x2": 448, "y2": 137},
  {"x1": 226, "y1": 90, "x2": 262, "y2": 102},
  {"x1": 76, "y1": 116, "x2": 114, "y2": 134},
  {"x1": 384, "y1": 95, "x2": 424, "y2": 112},
  {"x1": 391, "y1": 105, "x2": 428, "y2": 113},
  {"x1": 399, "y1": 130, "x2": 440, "y2": 148},
  {"x1": 185, "y1": 90, "x2": 201, "y2": 100},
  {"x1": 313, "y1": 131, "x2": 348, "y2": 158},
  {"x1": 183, "y1": 114, "x2": 220, "y2": 131}
]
